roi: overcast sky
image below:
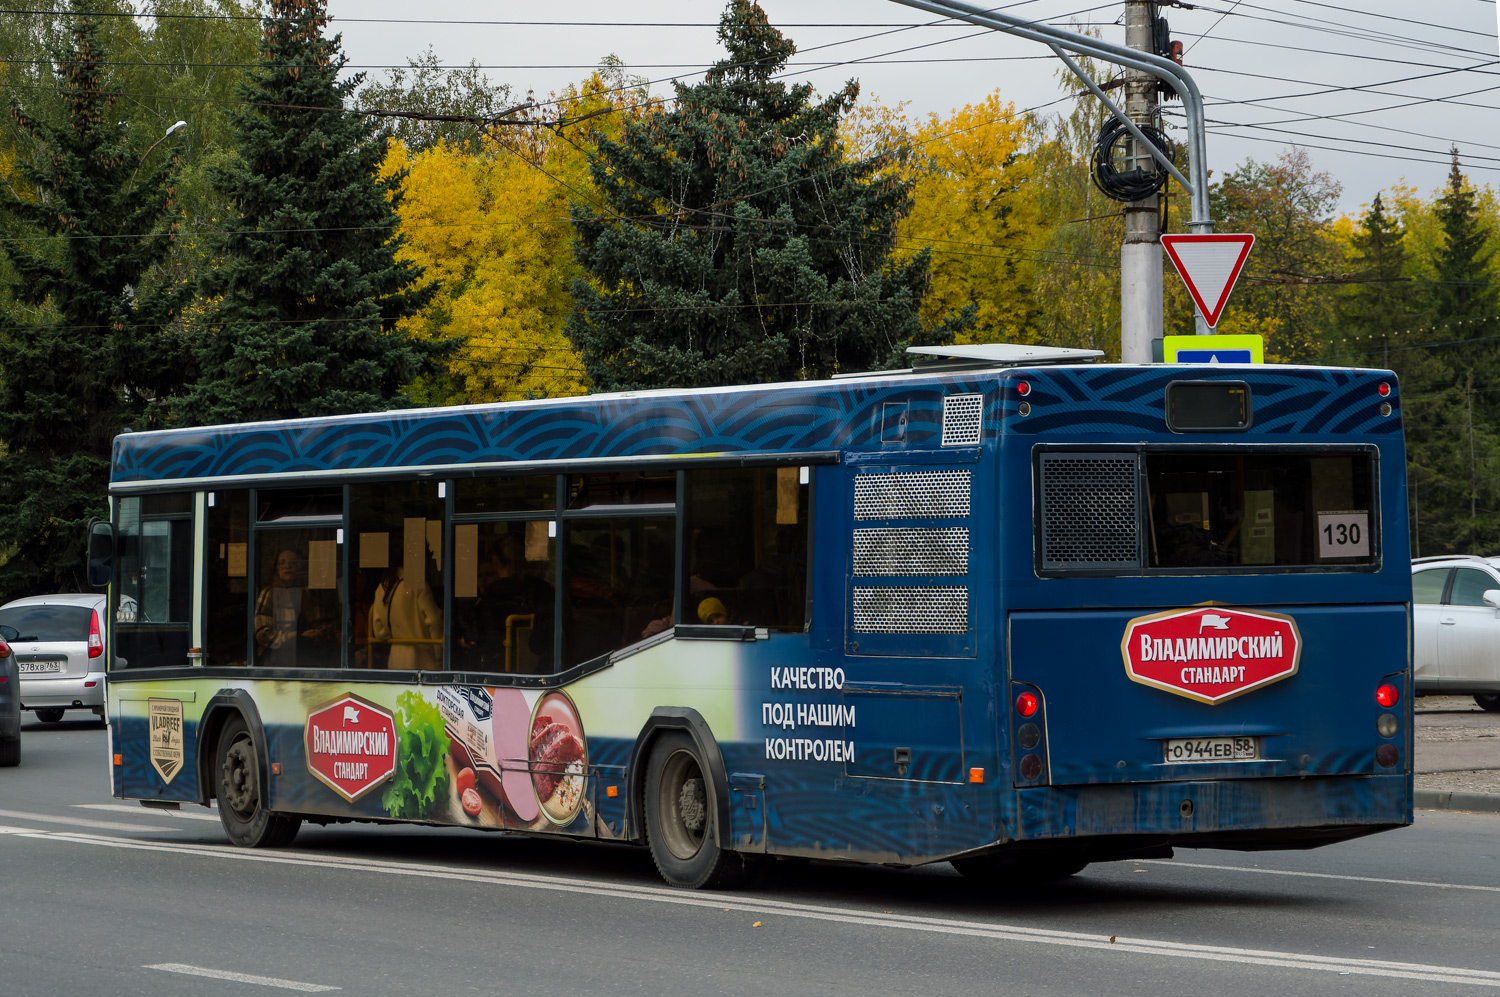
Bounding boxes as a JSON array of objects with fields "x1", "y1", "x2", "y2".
[{"x1": 325, "y1": 1, "x2": 1500, "y2": 217}]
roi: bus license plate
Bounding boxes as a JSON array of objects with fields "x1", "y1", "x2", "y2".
[
  {"x1": 1163, "y1": 736, "x2": 1257, "y2": 763},
  {"x1": 18, "y1": 661, "x2": 64, "y2": 674}
]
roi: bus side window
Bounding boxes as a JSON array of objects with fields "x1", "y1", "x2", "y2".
[
  {"x1": 682, "y1": 467, "x2": 809, "y2": 631},
  {"x1": 115, "y1": 493, "x2": 194, "y2": 668},
  {"x1": 206, "y1": 490, "x2": 251, "y2": 666},
  {"x1": 561, "y1": 515, "x2": 675, "y2": 669},
  {"x1": 349, "y1": 481, "x2": 444, "y2": 671}
]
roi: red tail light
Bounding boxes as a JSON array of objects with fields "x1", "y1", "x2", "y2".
[
  {"x1": 0, "y1": 638, "x2": 10, "y2": 659},
  {"x1": 1375, "y1": 683, "x2": 1399, "y2": 708},
  {"x1": 88, "y1": 610, "x2": 102, "y2": 659},
  {"x1": 1016, "y1": 692, "x2": 1039, "y2": 717}
]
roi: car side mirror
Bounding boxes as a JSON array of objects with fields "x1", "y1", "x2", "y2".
[
  {"x1": 1484, "y1": 590, "x2": 1500, "y2": 611},
  {"x1": 86, "y1": 518, "x2": 115, "y2": 589}
]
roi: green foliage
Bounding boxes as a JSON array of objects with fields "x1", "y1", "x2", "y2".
[
  {"x1": 566, "y1": 0, "x2": 954, "y2": 391},
  {"x1": 0, "y1": 2, "x2": 191, "y2": 597},
  {"x1": 177, "y1": 0, "x2": 448, "y2": 425},
  {"x1": 1207, "y1": 150, "x2": 1342, "y2": 362},
  {"x1": 382, "y1": 690, "x2": 451, "y2": 821},
  {"x1": 357, "y1": 46, "x2": 515, "y2": 153}
]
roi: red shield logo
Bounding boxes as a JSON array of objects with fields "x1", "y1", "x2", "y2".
[
  {"x1": 1121, "y1": 606, "x2": 1301, "y2": 704},
  {"x1": 305, "y1": 694, "x2": 398, "y2": 802}
]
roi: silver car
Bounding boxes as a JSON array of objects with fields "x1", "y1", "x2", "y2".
[
  {"x1": 1412, "y1": 556, "x2": 1500, "y2": 712},
  {"x1": 0, "y1": 594, "x2": 108, "y2": 723}
]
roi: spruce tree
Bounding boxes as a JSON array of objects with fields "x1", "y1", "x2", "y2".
[
  {"x1": 566, "y1": 0, "x2": 955, "y2": 391},
  {"x1": 1431, "y1": 150, "x2": 1498, "y2": 388},
  {"x1": 178, "y1": 0, "x2": 443, "y2": 425},
  {"x1": 0, "y1": 4, "x2": 191, "y2": 595},
  {"x1": 1336, "y1": 194, "x2": 1425, "y2": 372}
]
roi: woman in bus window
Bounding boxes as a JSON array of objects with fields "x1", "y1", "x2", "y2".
[{"x1": 254, "y1": 549, "x2": 338, "y2": 668}]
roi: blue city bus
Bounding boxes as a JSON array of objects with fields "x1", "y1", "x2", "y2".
[{"x1": 97, "y1": 345, "x2": 1413, "y2": 887}]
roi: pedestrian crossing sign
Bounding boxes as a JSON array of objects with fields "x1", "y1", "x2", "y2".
[{"x1": 1163, "y1": 334, "x2": 1264, "y2": 364}]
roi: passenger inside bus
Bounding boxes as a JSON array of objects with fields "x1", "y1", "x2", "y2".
[
  {"x1": 370, "y1": 564, "x2": 443, "y2": 670},
  {"x1": 253, "y1": 548, "x2": 338, "y2": 668},
  {"x1": 459, "y1": 535, "x2": 554, "y2": 672}
]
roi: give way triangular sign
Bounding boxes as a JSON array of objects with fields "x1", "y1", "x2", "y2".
[{"x1": 1161, "y1": 233, "x2": 1255, "y2": 328}]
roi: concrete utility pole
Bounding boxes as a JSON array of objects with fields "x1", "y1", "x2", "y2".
[{"x1": 1119, "y1": 0, "x2": 1162, "y2": 365}]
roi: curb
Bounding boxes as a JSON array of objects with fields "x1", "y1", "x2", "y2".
[{"x1": 1415, "y1": 789, "x2": 1500, "y2": 814}]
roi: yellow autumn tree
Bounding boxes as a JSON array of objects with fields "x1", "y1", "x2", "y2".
[
  {"x1": 383, "y1": 67, "x2": 651, "y2": 402},
  {"x1": 844, "y1": 92, "x2": 1042, "y2": 345}
]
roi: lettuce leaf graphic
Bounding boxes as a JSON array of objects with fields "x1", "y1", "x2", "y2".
[{"x1": 382, "y1": 690, "x2": 451, "y2": 820}]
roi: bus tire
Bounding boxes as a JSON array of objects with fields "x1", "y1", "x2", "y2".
[
  {"x1": 951, "y1": 849, "x2": 1088, "y2": 887},
  {"x1": 216, "y1": 715, "x2": 300, "y2": 848},
  {"x1": 644, "y1": 731, "x2": 757, "y2": 889},
  {"x1": 1476, "y1": 694, "x2": 1500, "y2": 713}
]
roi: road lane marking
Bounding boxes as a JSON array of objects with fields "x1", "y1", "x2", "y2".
[
  {"x1": 16, "y1": 827, "x2": 1500, "y2": 988},
  {"x1": 1144, "y1": 859, "x2": 1500, "y2": 894},
  {"x1": 0, "y1": 808, "x2": 173, "y2": 832},
  {"x1": 144, "y1": 963, "x2": 338, "y2": 992},
  {"x1": 76, "y1": 803, "x2": 222, "y2": 823}
]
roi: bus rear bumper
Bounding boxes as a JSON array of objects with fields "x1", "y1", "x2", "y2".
[{"x1": 1016, "y1": 774, "x2": 1411, "y2": 851}]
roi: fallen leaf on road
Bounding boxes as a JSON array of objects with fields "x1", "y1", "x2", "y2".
[
  {"x1": 1110, "y1": 936, "x2": 1116, "y2": 944},
  {"x1": 753, "y1": 921, "x2": 762, "y2": 928}
]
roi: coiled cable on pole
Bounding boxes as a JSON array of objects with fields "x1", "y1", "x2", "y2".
[{"x1": 1091, "y1": 116, "x2": 1176, "y2": 203}]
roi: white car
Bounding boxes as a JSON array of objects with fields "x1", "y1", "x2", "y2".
[
  {"x1": 0, "y1": 594, "x2": 108, "y2": 723},
  {"x1": 1412, "y1": 556, "x2": 1500, "y2": 712}
]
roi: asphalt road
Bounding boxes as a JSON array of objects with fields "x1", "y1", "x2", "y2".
[{"x1": 5, "y1": 716, "x2": 1500, "y2": 996}]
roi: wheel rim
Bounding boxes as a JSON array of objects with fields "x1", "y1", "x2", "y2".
[
  {"x1": 657, "y1": 749, "x2": 708, "y2": 861},
  {"x1": 222, "y1": 734, "x2": 258, "y2": 820}
]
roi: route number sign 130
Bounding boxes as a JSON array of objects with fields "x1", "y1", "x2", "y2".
[{"x1": 1317, "y1": 512, "x2": 1369, "y2": 558}]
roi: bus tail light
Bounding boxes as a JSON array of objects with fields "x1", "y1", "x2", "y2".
[
  {"x1": 88, "y1": 611, "x2": 102, "y2": 659},
  {"x1": 1011, "y1": 682, "x2": 1050, "y2": 788},
  {"x1": 1375, "y1": 683, "x2": 1399, "y2": 708}
]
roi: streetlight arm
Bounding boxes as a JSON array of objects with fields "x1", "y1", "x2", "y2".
[{"x1": 888, "y1": 0, "x2": 1212, "y2": 232}]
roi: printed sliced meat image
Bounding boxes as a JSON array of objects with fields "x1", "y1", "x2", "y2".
[
  {"x1": 530, "y1": 718, "x2": 584, "y2": 801},
  {"x1": 527, "y1": 692, "x2": 588, "y2": 825}
]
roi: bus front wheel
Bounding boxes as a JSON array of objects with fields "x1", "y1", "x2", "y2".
[
  {"x1": 643, "y1": 731, "x2": 757, "y2": 889},
  {"x1": 216, "y1": 715, "x2": 300, "y2": 848}
]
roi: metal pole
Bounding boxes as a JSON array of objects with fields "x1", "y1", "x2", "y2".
[{"x1": 1120, "y1": 0, "x2": 1162, "y2": 363}]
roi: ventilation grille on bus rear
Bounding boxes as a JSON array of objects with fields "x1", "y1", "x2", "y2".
[
  {"x1": 852, "y1": 527, "x2": 969, "y2": 576},
  {"x1": 941, "y1": 394, "x2": 984, "y2": 446},
  {"x1": 853, "y1": 470, "x2": 970, "y2": 520},
  {"x1": 1038, "y1": 453, "x2": 1140, "y2": 570},
  {"x1": 851, "y1": 586, "x2": 969, "y2": 633}
]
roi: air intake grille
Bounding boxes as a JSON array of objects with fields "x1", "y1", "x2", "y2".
[
  {"x1": 852, "y1": 527, "x2": 969, "y2": 576},
  {"x1": 1039, "y1": 453, "x2": 1140, "y2": 569},
  {"x1": 942, "y1": 394, "x2": 984, "y2": 446},
  {"x1": 854, "y1": 470, "x2": 970, "y2": 520},
  {"x1": 851, "y1": 586, "x2": 969, "y2": 633}
]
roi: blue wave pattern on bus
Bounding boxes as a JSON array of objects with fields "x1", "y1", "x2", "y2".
[
  {"x1": 113, "y1": 365, "x2": 1397, "y2": 484},
  {"x1": 1000, "y1": 365, "x2": 1400, "y2": 436},
  {"x1": 110, "y1": 377, "x2": 987, "y2": 482}
]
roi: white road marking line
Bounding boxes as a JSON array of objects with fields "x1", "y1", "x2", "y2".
[
  {"x1": 75, "y1": 803, "x2": 221, "y2": 823},
  {"x1": 1144, "y1": 859, "x2": 1500, "y2": 894},
  {"x1": 144, "y1": 963, "x2": 338, "y2": 992},
  {"x1": 0, "y1": 808, "x2": 172, "y2": 832},
  {"x1": 18, "y1": 827, "x2": 1500, "y2": 988}
]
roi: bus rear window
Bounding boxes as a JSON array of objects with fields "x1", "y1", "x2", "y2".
[{"x1": 1147, "y1": 451, "x2": 1374, "y2": 568}]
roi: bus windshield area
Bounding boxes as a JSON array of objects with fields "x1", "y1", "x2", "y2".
[{"x1": 1147, "y1": 451, "x2": 1375, "y2": 569}]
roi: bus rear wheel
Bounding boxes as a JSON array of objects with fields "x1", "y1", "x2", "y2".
[
  {"x1": 951, "y1": 849, "x2": 1089, "y2": 887},
  {"x1": 644, "y1": 731, "x2": 757, "y2": 889},
  {"x1": 216, "y1": 715, "x2": 300, "y2": 848}
]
